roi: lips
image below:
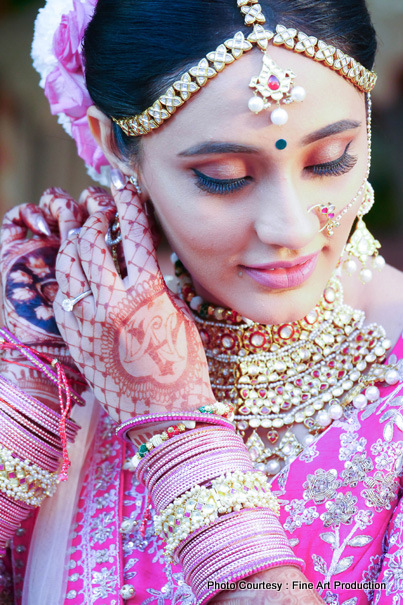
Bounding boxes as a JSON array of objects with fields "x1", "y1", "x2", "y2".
[{"x1": 241, "y1": 252, "x2": 320, "y2": 290}]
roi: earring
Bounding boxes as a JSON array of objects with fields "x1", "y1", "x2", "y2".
[
  {"x1": 340, "y1": 181, "x2": 385, "y2": 284},
  {"x1": 129, "y1": 174, "x2": 142, "y2": 196}
]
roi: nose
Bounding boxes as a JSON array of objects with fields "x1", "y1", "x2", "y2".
[{"x1": 254, "y1": 178, "x2": 320, "y2": 250}]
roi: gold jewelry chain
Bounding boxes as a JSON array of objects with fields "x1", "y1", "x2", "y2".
[
  {"x1": 112, "y1": 0, "x2": 376, "y2": 137},
  {"x1": 173, "y1": 259, "x2": 398, "y2": 476}
]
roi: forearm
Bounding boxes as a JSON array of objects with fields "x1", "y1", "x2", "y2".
[{"x1": 210, "y1": 566, "x2": 325, "y2": 604}]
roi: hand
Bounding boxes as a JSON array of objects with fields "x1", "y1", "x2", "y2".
[
  {"x1": 0, "y1": 188, "x2": 88, "y2": 409},
  {"x1": 0, "y1": 188, "x2": 85, "y2": 345},
  {"x1": 209, "y1": 567, "x2": 325, "y2": 605},
  {"x1": 54, "y1": 182, "x2": 216, "y2": 423}
]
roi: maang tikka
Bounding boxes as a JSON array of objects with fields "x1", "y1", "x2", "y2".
[{"x1": 247, "y1": 27, "x2": 306, "y2": 126}]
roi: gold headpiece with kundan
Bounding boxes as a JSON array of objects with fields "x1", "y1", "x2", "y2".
[{"x1": 112, "y1": 0, "x2": 377, "y2": 136}]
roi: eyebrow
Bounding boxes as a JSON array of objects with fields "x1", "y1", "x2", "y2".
[
  {"x1": 177, "y1": 119, "x2": 362, "y2": 157},
  {"x1": 300, "y1": 119, "x2": 361, "y2": 146},
  {"x1": 178, "y1": 142, "x2": 259, "y2": 157}
]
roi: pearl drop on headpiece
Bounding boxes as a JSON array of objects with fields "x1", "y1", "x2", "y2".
[
  {"x1": 270, "y1": 107, "x2": 288, "y2": 126},
  {"x1": 248, "y1": 96, "x2": 265, "y2": 114},
  {"x1": 290, "y1": 86, "x2": 306, "y2": 102}
]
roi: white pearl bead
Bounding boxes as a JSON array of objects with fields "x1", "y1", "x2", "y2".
[
  {"x1": 316, "y1": 411, "x2": 331, "y2": 427},
  {"x1": 270, "y1": 107, "x2": 288, "y2": 126},
  {"x1": 385, "y1": 369, "x2": 399, "y2": 385},
  {"x1": 329, "y1": 403, "x2": 343, "y2": 419},
  {"x1": 190, "y1": 296, "x2": 204, "y2": 310},
  {"x1": 170, "y1": 252, "x2": 179, "y2": 264},
  {"x1": 119, "y1": 584, "x2": 135, "y2": 599},
  {"x1": 360, "y1": 268, "x2": 373, "y2": 283},
  {"x1": 365, "y1": 386, "x2": 380, "y2": 402},
  {"x1": 248, "y1": 95, "x2": 264, "y2": 113},
  {"x1": 353, "y1": 394, "x2": 368, "y2": 410},
  {"x1": 343, "y1": 259, "x2": 357, "y2": 275},
  {"x1": 163, "y1": 275, "x2": 178, "y2": 293},
  {"x1": 303, "y1": 434, "x2": 315, "y2": 446},
  {"x1": 266, "y1": 459, "x2": 281, "y2": 475},
  {"x1": 290, "y1": 86, "x2": 306, "y2": 102},
  {"x1": 372, "y1": 255, "x2": 385, "y2": 271}
]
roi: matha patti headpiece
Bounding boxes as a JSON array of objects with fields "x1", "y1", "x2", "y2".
[{"x1": 112, "y1": 1, "x2": 377, "y2": 136}]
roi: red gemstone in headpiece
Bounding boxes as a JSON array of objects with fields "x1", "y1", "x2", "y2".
[{"x1": 268, "y1": 75, "x2": 281, "y2": 91}]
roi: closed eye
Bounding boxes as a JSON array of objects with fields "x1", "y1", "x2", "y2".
[
  {"x1": 192, "y1": 168, "x2": 253, "y2": 195},
  {"x1": 305, "y1": 142, "x2": 357, "y2": 177}
]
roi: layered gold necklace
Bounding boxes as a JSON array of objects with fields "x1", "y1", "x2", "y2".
[{"x1": 173, "y1": 258, "x2": 396, "y2": 475}]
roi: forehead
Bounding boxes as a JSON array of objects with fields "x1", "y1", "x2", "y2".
[{"x1": 142, "y1": 45, "x2": 365, "y2": 155}]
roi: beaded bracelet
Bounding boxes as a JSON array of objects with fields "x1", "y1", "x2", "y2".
[
  {"x1": 0, "y1": 444, "x2": 58, "y2": 505},
  {"x1": 127, "y1": 421, "x2": 196, "y2": 470},
  {"x1": 116, "y1": 410, "x2": 235, "y2": 442},
  {"x1": 153, "y1": 450, "x2": 254, "y2": 512}
]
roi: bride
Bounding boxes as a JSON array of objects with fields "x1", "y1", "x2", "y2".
[{"x1": 0, "y1": 0, "x2": 402, "y2": 603}]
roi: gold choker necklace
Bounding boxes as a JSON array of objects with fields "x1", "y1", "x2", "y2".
[{"x1": 173, "y1": 258, "x2": 397, "y2": 475}]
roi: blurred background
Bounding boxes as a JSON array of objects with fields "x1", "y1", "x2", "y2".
[{"x1": 0, "y1": 0, "x2": 402, "y2": 267}]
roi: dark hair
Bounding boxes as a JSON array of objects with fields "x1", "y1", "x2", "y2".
[{"x1": 83, "y1": 0, "x2": 377, "y2": 161}]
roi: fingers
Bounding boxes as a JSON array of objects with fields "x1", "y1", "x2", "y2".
[
  {"x1": 112, "y1": 182, "x2": 160, "y2": 286},
  {"x1": 55, "y1": 235, "x2": 94, "y2": 322},
  {"x1": 76, "y1": 208, "x2": 125, "y2": 314},
  {"x1": 39, "y1": 188, "x2": 85, "y2": 241},
  {"x1": 53, "y1": 290, "x2": 89, "y2": 368},
  {"x1": 1, "y1": 204, "x2": 47, "y2": 250},
  {"x1": 78, "y1": 186, "x2": 115, "y2": 216}
]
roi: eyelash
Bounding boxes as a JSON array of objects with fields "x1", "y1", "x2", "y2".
[
  {"x1": 306, "y1": 142, "x2": 357, "y2": 177},
  {"x1": 192, "y1": 169, "x2": 253, "y2": 195},
  {"x1": 192, "y1": 142, "x2": 357, "y2": 195}
]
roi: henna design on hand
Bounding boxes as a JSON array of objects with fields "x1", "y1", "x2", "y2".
[
  {"x1": 0, "y1": 189, "x2": 86, "y2": 345},
  {"x1": 55, "y1": 184, "x2": 215, "y2": 422}
]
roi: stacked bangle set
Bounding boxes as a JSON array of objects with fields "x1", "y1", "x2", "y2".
[
  {"x1": 0, "y1": 331, "x2": 80, "y2": 557},
  {"x1": 117, "y1": 405, "x2": 304, "y2": 604}
]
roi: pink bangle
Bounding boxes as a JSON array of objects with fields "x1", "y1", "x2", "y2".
[
  {"x1": 146, "y1": 432, "x2": 245, "y2": 493},
  {"x1": 0, "y1": 376, "x2": 78, "y2": 437},
  {"x1": 0, "y1": 328, "x2": 84, "y2": 407},
  {"x1": 177, "y1": 509, "x2": 281, "y2": 563},
  {"x1": 136, "y1": 427, "x2": 228, "y2": 484}
]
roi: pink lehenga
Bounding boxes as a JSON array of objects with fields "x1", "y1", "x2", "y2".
[{"x1": 4, "y1": 334, "x2": 403, "y2": 605}]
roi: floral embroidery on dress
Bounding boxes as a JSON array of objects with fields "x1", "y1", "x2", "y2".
[
  {"x1": 303, "y1": 469, "x2": 341, "y2": 504},
  {"x1": 339, "y1": 433, "x2": 367, "y2": 461},
  {"x1": 299, "y1": 442, "x2": 320, "y2": 463},
  {"x1": 361, "y1": 472, "x2": 398, "y2": 512},
  {"x1": 342, "y1": 453, "x2": 374, "y2": 487},
  {"x1": 320, "y1": 492, "x2": 358, "y2": 527},
  {"x1": 283, "y1": 499, "x2": 319, "y2": 533}
]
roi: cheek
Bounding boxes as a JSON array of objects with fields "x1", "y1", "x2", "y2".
[{"x1": 151, "y1": 188, "x2": 248, "y2": 260}]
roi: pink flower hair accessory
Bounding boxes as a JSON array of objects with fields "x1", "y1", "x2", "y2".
[{"x1": 32, "y1": 0, "x2": 110, "y2": 185}]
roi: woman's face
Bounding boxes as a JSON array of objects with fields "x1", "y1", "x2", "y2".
[{"x1": 139, "y1": 45, "x2": 368, "y2": 324}]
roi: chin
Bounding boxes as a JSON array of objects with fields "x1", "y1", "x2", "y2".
[{"x1": 232, "y1": 283, "x2": 328, "y2": 326}]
